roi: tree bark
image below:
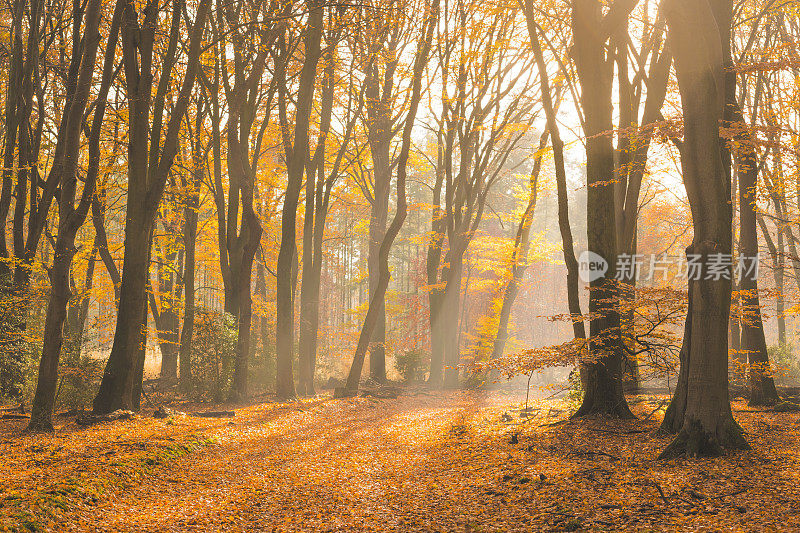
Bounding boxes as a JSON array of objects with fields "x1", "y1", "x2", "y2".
[
  {"x1": 658, "y1": 0, "x2": 749, "y2": 458},
  {"x1": 571, "y1": 0, "x2": 636, "y2": 418},
  {"x1": 344, "y1": 0, "x2": 438, "y2": 394},
  {"x1": 488, "y1": 132, "x2": 545, "y2": 362},
  {"x1": 733, "y1": 102, "x2": 779, "y2": 406},
  {"x1": 527, "y1": 16, "x2": 587, "y2": 360},
  {"x1": 28, "y1": 0, "x2": 115, "y2": 430},
  {"x1": 93, "y1": 0, "x2": 210, "y2": 414},
  {"x1": 276, "y1": 1, "x2": 324, "y2": 399}
]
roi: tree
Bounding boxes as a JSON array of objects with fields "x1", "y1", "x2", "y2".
[
  {"x1": 93, "y1": 0, "x2": 211, "y2": 414},
  {"x1": 204, "y1": 0, "x2": 280, "y2": 400},
  {"x1": 521, "y1": 5, "x2": 587, "y2": 369},
  {"x1": 570, "y1": 0, "x2": 637, "y2": 418},
  {"x1": 343, "y1": 0, "x2": 439, "y2": 395},
  {"x1": 659, "y1": 0, "x2": 749, "y2": 458},
  {"x1": 27, "y1": 0, "x2": 119, "y2": 431},
  {"x1": 275, "y1": 0, "x2": 325, "y2": 399},
  {"x1": 426, "y1": 0, "x2": 536, "y2": 388},
  {"x1": 297, "y1": 16, "x2": 363, "y2": 395}
]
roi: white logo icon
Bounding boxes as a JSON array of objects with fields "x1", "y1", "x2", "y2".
[{"x1": 578, "y1": 250, "x2": 608, "y2": 283}]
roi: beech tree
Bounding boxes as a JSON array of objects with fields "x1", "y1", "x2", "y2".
[
  {"x1": 343, "y1": 0, "x2": 439, "y2": 395},
  {"x1": 426, "y1": 0, "x2": 536, "y2": 388},
  {"x1": 297, "y1": 15, "x2": 363, "y2": 395},
  {"x1": 93, "y1": 0, "x2": 211, "y2": 414},
  {"x1": 521, "y1": 2, "x2": 586, "y2": 366},
  {"x1": 275, "y1": 0, "x2": 324, "y2": 399},
  {"x1": 27, "y1": 0, "x2": 119, "y2": 431},
  {"x1": 570, "y1": 0, "x2": 637, "y2": 418},
  {"x1": 659, "y1": 0, "x2": 749, "y2": 458}
]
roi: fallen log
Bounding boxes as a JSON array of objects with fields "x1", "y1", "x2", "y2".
[
  {"x1": 188, "y1": 410, "x2": 235, "y2": 418},
  {"x1": 76, "y1": 410, "x2": 136, "y2": 426},
  {"x1": 1, "y1": 413, "x2": 29, "y2": 420}
]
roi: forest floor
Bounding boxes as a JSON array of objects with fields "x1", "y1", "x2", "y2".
[{"x1": 1, "y1": 389, "x2": 799, "y2": 532}]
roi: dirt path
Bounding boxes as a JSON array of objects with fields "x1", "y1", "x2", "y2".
[{"x1": 2, "y1": 391, "x2": 800, "y2": 532}]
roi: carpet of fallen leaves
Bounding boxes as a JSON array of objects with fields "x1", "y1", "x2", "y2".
[{"x1": 1, "y1": 390, "x2": 799, "y2": 532}]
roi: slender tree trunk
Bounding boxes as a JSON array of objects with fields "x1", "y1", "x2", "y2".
[
  {"x1": 489, "y1": 133, "x2": 544, "y2": 361},
  {"x1": 179, "y1": 103, "x2": 203, "y2": 388},
  {"x1": 298, "y1": 169, "x2": 317, "y2": 395},
  {"x1": 343, "y1": 0, "x2": 438, "y2": 395},
  {"x1": 734, "y1": 103, "x2": 779, "y2": 406},
  {"x1": 256, "y1": 254, "x2": 272, "y2": 384},
  {"x1": 151, "y1": 240, "x2": 180, "y2": 380},
  {"x1": 776, "y1": 230, "x2": 786, "y2": 346},
  {"x1": 276, "y1": 1, "x2": 323, "y2": 399},
  {"x1": 180, "y1": 192, "x2": 198, "y2": 388},
  {"x1": 527, "y1": 17, "x2": 587, "y2": 361},
  {"x1": 27, "y1": 0, "x2": 114, "y2": 430},
  {"x1": 426, "y1": 165, "x2": 446, "y2": 385}
]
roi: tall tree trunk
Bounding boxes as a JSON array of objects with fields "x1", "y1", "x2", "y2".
[
  {"x1": 151, "y1": 235, "x2": 181, "y2": 380},
  {"x1": 442, "y1": 249, "x2": 464, "y2": 388},
  {"x1": 28, "y1": 0, "x2": 114, "y2": 430},
  {"x1": 734, "y1": 102, "x2": 779, "y2": 406},
  {"x1": 180, "y1": 191, "x2": 198, "y2": 388},
  {"x1": 343, "y1": 0, "x2": 438, "y2": 395},
  {"x1": 571, "y1": 0, "x2": 635, "y2": 418},
  {"x1": 276, "y1": 1, "x2": 324, "y2": 399},
  {"x1": 178, "y1": 103, "x2": 204, "y2": 388},
  {"x1": 93, "y1": 0, "x2": 210, "y2": 414},
  {"x1": 659, "y1": 0, "x2": 749, "y2": 458},
  {"x1": 367, "y1": 147, "x2": 391, "y2": 383},
  {"x1": 256, "y1": 252, "x2": 272, "y2": 384},
  {"x1": 775, "y1": 229, "x2": 786, "y2": 346},
  {"x1": 65, "y1": 245, "x2": 98, "y2": 363},
  {"x1": 426, "y1": 162, "x2": 446, "y2": 385},
  {"x1": 489, "y1": 132, "x2": 545, "y2": 361},
  {"x1": 527, "y1": 16, "x2": 587, "y2": 364}
]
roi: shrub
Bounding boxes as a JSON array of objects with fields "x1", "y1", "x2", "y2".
[
  {"x1": 190, "y1": 309, "x2": 237, "y2": 402},
  {"x1": 395, "y1": 349, "x2": 425, "y2": 382},
  {"x1": 769, "y1": 343, "x2": 799, "y2": 386}
]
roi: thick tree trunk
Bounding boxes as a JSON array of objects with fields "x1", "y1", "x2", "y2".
[
  {"x1": 93, "y1": 0, "x2": 209, "y2": 413},
  {"x1": 28, "y1": 245, "x2": 73, "y2": 430},
  {"x1": 658, "y1": 0, "x2": 749, "y2": 458},
  {"x1": 442, "y1": 250, "x2": 464, "y2": 388},
  {"x1": 232, "y1": 252, "x2": 257, "y2": 399},
  {"x1": 571, "y1": 0, "x2": 633, "y2": 418},
  {"x1": 93, "y1": 218, "x2": 154, "y2": 413}
]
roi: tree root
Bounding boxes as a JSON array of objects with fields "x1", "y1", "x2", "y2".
[{"x1": 658, "y1": 418, "x2": 749, "y2": 459}]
